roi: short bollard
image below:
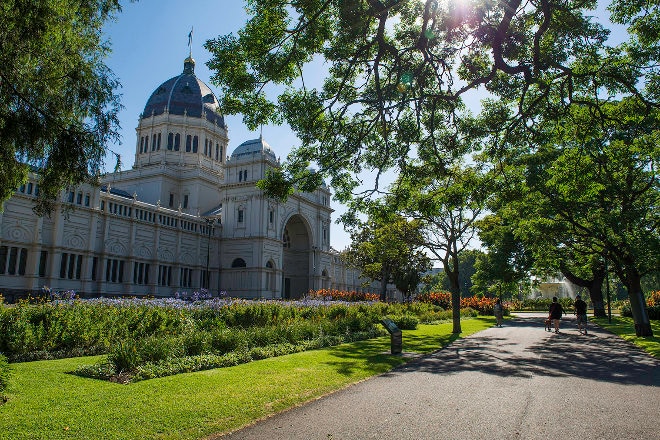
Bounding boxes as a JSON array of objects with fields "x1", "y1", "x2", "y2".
[{"x1": 381, "y1": 318, "x2": 402, "y2": 355}]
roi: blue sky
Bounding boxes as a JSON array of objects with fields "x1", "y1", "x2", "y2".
[{"x1": 102, "y1": 0, "x2": 628, "y2": 254}]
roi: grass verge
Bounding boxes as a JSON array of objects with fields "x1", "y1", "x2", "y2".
[
  {"x1": 0, "y1": 317, "x2": 493, "y2": 440},
  {"x1": 591, "y1": 317, "x2": 660, "y2": 358}
]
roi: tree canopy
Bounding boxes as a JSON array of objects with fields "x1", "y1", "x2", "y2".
[
  {"x1": 345, "y1": 212, "x2": 431, "y2": 301},
  {"x1": 207, "y1": 0, "x2": 659, "y2": 335},
  {"x1": 207, "y1": 0, "x2": 657, "y2": 203},
  {"x1": 0, "y1": 0, "x2": 123, "y2": 214}
]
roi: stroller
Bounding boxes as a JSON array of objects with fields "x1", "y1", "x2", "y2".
[{"x1": 544, "y1": 317, "x2": 553, "y2": 332}]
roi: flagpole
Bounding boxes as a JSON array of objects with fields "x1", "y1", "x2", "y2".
[{"x1": 188, "y1": 27, "x2": 194, "y2": 57}]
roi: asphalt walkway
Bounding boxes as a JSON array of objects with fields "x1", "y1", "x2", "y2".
[{"x1": 216, "y1": 315, "x2": 659, "y2": 440}]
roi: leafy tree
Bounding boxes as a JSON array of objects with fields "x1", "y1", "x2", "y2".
[
  {"x1": 0, "y1": 0, "x2": 123, "y2": 214},
  {"x1": 206, "y1": 0, "x2": 659, "y2": 335},
  {"x1": 205, "y1": 0, "x2": 651, "y2": 204},
  {"x1": 472, "y1": 214, "x2": 533, "y2": 299},
  {"x1": 345, "y1": 213, "x2": 431, "y2": 301},
  {"x1": 481, "y1": 99, "x2": 658, "y2": 335},
  {"x1": 420, "y1": 249, "x2": 482, "y2": 297},
  {"x1": 392, "y1": 162, "x2": 487, "y2": 333}
]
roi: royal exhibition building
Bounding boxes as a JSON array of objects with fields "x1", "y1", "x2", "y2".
[{"x1": 0, "y1": 55, "x2": 378, "y2": 301}]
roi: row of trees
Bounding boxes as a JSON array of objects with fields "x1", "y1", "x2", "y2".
[{"x1": 206, "y1": 0, "x2": 658, "y2": 336}]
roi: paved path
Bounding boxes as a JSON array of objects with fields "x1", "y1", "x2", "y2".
[{"x1": 217, "y1": 316, "x2": 659, "y2": 440}]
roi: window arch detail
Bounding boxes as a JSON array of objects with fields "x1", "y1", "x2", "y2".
[{"x1": 231, "y1": 258, "x2": 246, "y2": 268}]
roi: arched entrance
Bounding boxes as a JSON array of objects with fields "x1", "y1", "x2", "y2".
[{"x1": 281, "y1": 214, "x2": 310, "y2": 299}]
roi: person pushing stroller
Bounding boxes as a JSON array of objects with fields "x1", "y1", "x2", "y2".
[{"x1": 574, "y1": 295, "x2": 588, "y2": 335}]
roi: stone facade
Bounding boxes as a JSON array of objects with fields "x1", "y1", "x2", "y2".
[{"x1": 0, "y1": 57, "x2": 375, "y2": 301}]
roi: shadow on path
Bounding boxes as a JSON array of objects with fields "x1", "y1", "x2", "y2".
[{"x1": 393, "y1": 317, "x2": 659, "y2": 386}]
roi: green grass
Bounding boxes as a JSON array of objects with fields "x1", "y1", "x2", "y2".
[
  {"x1": 0, "y1": 317, "x2": 493, "y2": 440},
  {"x1": 592, "y1": 317, "x2": 660, "y2": 358}
]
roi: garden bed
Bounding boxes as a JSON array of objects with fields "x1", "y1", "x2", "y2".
[{"x1": 0, "y1": 291, "x2": 487, "y2": 383}]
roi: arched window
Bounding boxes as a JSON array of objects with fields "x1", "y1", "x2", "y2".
[
  {"x1": 185, "y1": 135, "x2": 192, "y2": 152},
  {"x1": 157, "y1": 133, "x2": 161, "y2": 150},
  {"x1": 174, "y1": 133, "x2": 181, "y2": 151},
  {"x1": 167, "y1": 133, "x2": 174, "y2": 150},
  {"x1": 266, "y1": 260, "x2": 274, "y2": 269},
  {"x1": 193, "y1": 136, "x2": 199, "y2": 153},
  {"x1": 152, "y1": 134, "x2": 157, "y2": 151},
  {"x1": 231, "y1": 258, "x2": 246, "y2": 268}
]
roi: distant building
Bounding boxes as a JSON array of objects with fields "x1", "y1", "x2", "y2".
[{"x1": 0, "y1": 55, "x2": 374, "y2": 301}]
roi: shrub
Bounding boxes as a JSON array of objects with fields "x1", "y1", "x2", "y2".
[
  {"x1": 107, "y1": 340, "x2": 142, "y2": 373},
  {"x1": 416, "y1": 291, "x2": 452, "y2": 309},
  {"x1": 181, "y1": 331, "x2": 212, "y2": 356},
  {"x1": 619, "y1": 301, "x2": 659, "y2": 320},
  {"x1": 0, "y1": 353, "x2": 10, "y2": 395},
  {"x1": 387, "y1": 315, "x2": 419, "y2": 330}
]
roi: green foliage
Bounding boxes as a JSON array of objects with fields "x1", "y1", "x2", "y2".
[
  {"x1": 205, "y1": 0, "x2": 648, "y2": 208},
  {"x1": 386, "y1": 315, "x2": 419, "y2": 330},
  {"x1": 0, "y1": 0, "x2": 123, "y2": 212},
  {"x1": 420, "y1": 250, "x2": 483, "y2": 297},
  {"x1": 0, "y1": 353, "x2": 10, "y2": 395},
  {"x1": 345, "y1": 213, "x2": 431, "y2": 299},
  {"x1": 620, "y1": 303, "x2": 660, "y2": 320},
  {"x1": 508, "y1": 297, "x2": 576, "y2": 312}
]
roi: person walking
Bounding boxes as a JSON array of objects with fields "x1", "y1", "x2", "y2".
[
  {"x1": 548, "y1": 297, "x2": 564, "y2": 333},
  {"x1": 493, "y1": 298, "x2": 504, "y2": 327},
  {"x1": 574, "y1": 294, "x2": 588, "y2": 335}
]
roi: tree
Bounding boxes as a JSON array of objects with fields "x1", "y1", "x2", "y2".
[
  {"x1": 393, "y1": 162, "x2": 487, "y2": 333},
  {"x1": 206, "y1": 0, "x2": 659, "y2": 334},
  {"x1": 480, "y1": 99, "x2": 658, "y2": 335},
  {"x1": 420, "y1": 249, "x2": 482, "y2": 297},
  {"x1": 345, "y1": 213, "x2": 431, "y2": 301},
  {"x1": 472, "y1": 214, "x2": 533, "y2": 299},
  {"x1": 0, "y1": 0, "x2": 123, "y2": 214},
  {"x1": 205, "y1": 0, "x2": 652, "y2": 204}
]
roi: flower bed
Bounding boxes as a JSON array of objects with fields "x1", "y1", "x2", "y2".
[
  {"x1": 0, "y1": 290, "x2": 485, "y2": 383},
  {"x1": 415, "y1": 291, "x2": 508, "y2": 315}
]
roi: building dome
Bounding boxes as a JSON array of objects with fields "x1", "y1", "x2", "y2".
[
  {"x1": 231, "y1": 136, "x2": 277, "y2": 162},
  {"x1": 142, "y1": 57, "x2": 225, "y2": 127}
]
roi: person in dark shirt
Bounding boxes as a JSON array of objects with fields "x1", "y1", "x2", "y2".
[
  {"x1": 548, "y1": 296, "x2": 564, "y2": 333},
  {"x1": 574, "y1": 294, "x2": 588, "y2": 335}
]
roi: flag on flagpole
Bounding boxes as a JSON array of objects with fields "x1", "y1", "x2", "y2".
[{"x1": 188, "y1": 27, "x2": 193, "y2": 48}]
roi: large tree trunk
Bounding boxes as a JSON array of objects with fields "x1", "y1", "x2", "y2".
[
  {"x1": 624, "y1": 269, "x2": 653, "y2": 337},
  {"x1": 560, "y1": 264, "x2": 607, "y2": 318}
]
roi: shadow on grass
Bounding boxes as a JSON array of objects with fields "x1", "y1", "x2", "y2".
[
  {"x1": 386, "y1": 317, "x2": 660, "y2": 387},
  {"x1": 321, "y1": 329, "x2": 464, "y2": 377},
  {"x1": 592, "y1": 317, "x2": 660, "y2": 358},
  {"x1": 322, "y1": 338, "x2": 405, "y2": 376}
]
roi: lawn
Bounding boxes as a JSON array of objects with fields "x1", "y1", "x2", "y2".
[
  {"x1": 591, "y1": 316, "x2": 660, "y2": 358},
  {"x1": 0, "y1": 317, "x2": 493, "y2": 440}
]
